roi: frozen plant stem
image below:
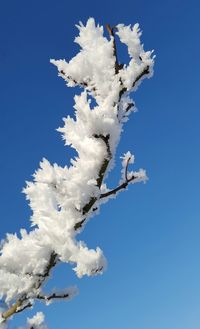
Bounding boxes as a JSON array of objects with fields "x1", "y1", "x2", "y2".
[{"x1": 0, "y1": 18, "x2": 154, "y2": 327}]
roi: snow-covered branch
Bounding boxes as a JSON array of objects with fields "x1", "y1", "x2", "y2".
[
  {"x1": 100, "y1": 151, "x2": 147, "y2": 200},
  {"x1": 0, "y1": 17, "x2": 154, "y2": 327}
]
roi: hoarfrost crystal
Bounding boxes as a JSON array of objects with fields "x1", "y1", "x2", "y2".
[{"x1": 0, "y1": 17, "x2": 154, "y2": 328}]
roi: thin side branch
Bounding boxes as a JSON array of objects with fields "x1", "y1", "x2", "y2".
[
  {"x1": 36, "y1": 292, "x2": 70, "y2": 301},
  {"x1": 59, "y1": 71, "x2": 97, "y2": 94},
  {"x1": 119, "y1": 65, "x2": 150, "y2": 98},
  {"x1": 132, "y1": 66, "x2": 150, "y2": 89},
  {"x1": 100, "y1": 155, "x2": 136, "y2": 199},
  {"x1": 100, "y1": 175, "x2": 136, "y2": 199},
  {"x1": 125, "y1": 156, "x2": 132, "y2": 181}
]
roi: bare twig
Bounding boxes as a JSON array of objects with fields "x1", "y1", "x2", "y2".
[
  {"x1": 100, "y1": 175, "x2": 136, "y2": 199},
  {"x1": 125, "y1": 102, "x2": 134, "y2": 113},
  {"x1": 36, "y1": 292, "x2": 70, "y2": 301},
  {"x1": 125, "y1": 156, "x2": 132, "y2": 182},
  {"x1": 100, "y1": 155, "x2": 135, "y2": 199}
]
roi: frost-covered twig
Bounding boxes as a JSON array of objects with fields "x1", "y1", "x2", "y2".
[
  {"x1": 100, "y1": 151, "x2": 147, "y2": 199},
  {"x1": 36, "y1": 286, "x2": 78, "y2": 303},
  {"x1": 0, "y1": 17, "x2": 154, "y2": 327}
]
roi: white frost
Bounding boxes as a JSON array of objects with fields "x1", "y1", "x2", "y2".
[
  {"x1": 0, "y1": 17, "x2": 154, "y2": 323},
  {"x1": 27, "y1": 312, "x2": 47, "y2": 329}
]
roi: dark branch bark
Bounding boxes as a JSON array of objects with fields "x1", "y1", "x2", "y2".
[
  {"x1": 38, "y1": 252, "x2": 58, "y2": 280},
  {"x1": 119, "y1": 65, "x2": 150, "y2": 99},
  {"x1": 93, "y1": 134, "x2": 111, "y2": 187},
  {"x1": 36, "y1": 292, "x2": 70, "y2": 301},
  {"x1": 100, "y1": 155, "x2": 136, "y2": 199},
  {"x1": 106, "y1": 24, "x2": 123, "y2": 74},
  {"x1": 132, "y1": 66, "x2": 150, "y2": 89},
  {"x1": 74, "y1": 134, "x2": 111, "y2": 230},
  {"x1": 59, "y1": 71, "x2": 96, "y2": 93},
  {"x1": 125, "y1": 102, "x2": 134, "y2": 113},
  {"x1": 100, "y1": 175, "x2": 136, "y2": 199},
  {"x1": 125, "y1": 156, "x2": 132, "y2": 181}
]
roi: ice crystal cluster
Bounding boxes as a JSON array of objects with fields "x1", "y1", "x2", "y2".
[
  {"x1": 0, "y1": 18, "x2": 154, "y2": 328},
  {"x1": 22, "y1": 312, "x2": 47, "y2": 329}
]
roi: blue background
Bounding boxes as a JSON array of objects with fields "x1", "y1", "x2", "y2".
[{"x1": 0, "y1": 0, "x2": 200, "y2": 328}]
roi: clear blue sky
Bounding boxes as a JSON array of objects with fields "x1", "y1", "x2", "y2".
[{"x1": 0, "y1": 1, "x2": 200, "y2": 328}]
